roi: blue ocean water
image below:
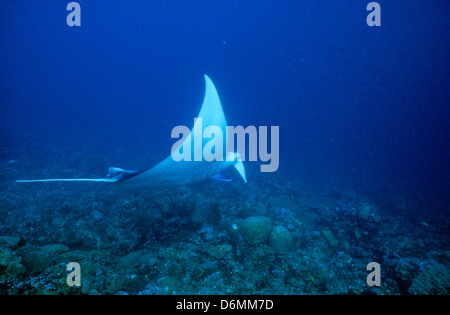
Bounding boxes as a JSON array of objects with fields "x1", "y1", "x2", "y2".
[{"x1": 0, "y1": 1, "x2": 448, "y2": 295}]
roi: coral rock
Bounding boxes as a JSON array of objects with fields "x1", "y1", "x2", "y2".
[
  {"x1": 240, "y1": 216, "x2": 273, "y2": 244},
  {"x1": 358, "y1": 203, "x2": 372, "y2": 221},
  {"x1": 321, "y1": 230, "x2": 339, "y2": 247},
  {"x1": 5, "y1": 261, "x2": 26, "y2": 276},
  {"x1": 207, "y1": 244, "x2": 232, "y2": 259},
  {"x1": 0, "y1": 236, "x2": 25, "y2": 250},
  {"x1": 269, "y1": 226, "x2": 293, "y2": 254}
]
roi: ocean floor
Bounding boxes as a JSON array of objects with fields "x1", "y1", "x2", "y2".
[{"x1": 0, "y1": 153, "x2": 449, "y2": 295}]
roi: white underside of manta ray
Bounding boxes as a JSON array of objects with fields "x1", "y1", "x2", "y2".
[{"x1": 17, "y1": 75, "x2": 247, "y2": 189}]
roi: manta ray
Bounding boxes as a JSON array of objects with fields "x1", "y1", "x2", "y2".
[{"x1": 17, "y1": 75, "x2": 247, "y2": 189}]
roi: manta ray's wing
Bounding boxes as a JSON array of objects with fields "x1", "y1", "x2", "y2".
[
  {"x1": 120, "y1": 74, "x2": 244, "y2": 188},
  {"x1": 17, "y1": 75, "x2": 246, "y2": 188}
]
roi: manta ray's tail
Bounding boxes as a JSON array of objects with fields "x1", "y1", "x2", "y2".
[
  {"x1": 16, "y1": 178, "x2": 115, "y2": 183},
  {"x1": 16, "y1": 167, "x2": 138, "y2": 184}
]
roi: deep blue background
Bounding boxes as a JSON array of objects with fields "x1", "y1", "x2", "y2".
[{"x1": 1, "y1": 1, "x2": 449, "y2": 215}]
